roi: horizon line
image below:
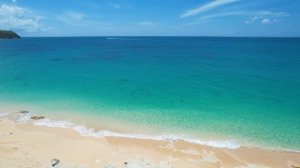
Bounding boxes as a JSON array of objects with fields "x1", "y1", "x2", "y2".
[{"x1": 20, "y1": 35, "x2": 300, "y2": 38}]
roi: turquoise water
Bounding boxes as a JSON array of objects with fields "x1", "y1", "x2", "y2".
[{"x1": 0, "y1": 37, "x2": 300, "y2": 150}]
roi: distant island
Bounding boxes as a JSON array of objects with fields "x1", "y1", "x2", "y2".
[{"x1": 0, "y1": 30, "x2": 21, "y2": 39}]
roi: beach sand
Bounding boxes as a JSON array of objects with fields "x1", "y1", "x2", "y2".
[{"x1": 0, "y1": 112, "x2": 300, "y2": 168}]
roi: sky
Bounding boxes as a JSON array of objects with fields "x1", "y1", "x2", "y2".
[{"x1": 0, "y1": 0, "x2": 299, "y2": 37}]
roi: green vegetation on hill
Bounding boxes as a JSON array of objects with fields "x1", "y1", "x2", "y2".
[{"x1": 0, "y1": 30, "x2": 21, "y2": 39}]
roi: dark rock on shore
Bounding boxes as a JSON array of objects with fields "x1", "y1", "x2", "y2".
[
  {"x1": 51, "y1": 159, "x2": 60, "y2": 167},
  {"x1": 0, "y1": 30, "x2": 21, "y2": 39},
  {"x1": 19, "y1": 111, "x2": 30, "y2": 114},
  {"x1": 31, "y1": 116, "x2": 45, "y2": 120}
]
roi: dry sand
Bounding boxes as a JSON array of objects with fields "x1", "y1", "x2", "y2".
[{"x1": 0, "y1": 112, "x2": 300, "y2": 168}]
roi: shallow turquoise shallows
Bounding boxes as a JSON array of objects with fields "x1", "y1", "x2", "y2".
[{"x1": 0, "y1": 37, "x2": 299, "y2": 150}]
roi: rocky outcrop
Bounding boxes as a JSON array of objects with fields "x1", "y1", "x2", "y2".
[{"x1": 0, "y1": 30, "x2": 21, "y2": 39}]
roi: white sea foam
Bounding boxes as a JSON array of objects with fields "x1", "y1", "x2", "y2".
[
  {"x1": 33, "y1": 118, "x2": 240, "y2": 149},
  {"x1": 16, "y1": 112, "x2": 32, "y2": 123},
  {"x1": 1, "y1": 111, "x2": 31, "y2": 122}
]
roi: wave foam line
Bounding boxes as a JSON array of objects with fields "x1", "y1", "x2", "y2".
[{"x1": 33, "y1": 118, "x2": 240, "y2": 149}]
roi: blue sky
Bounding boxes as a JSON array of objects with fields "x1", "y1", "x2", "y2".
[{"x1": 0, "y1": 0, "x2": 299, "y2": 37}]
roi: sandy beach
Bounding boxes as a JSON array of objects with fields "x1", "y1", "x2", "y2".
[
  {"x1": 0, "y1": 111, "x2": 299, "y2": 168},
  {"x1": 1, "y1": 0, "x2": 300, "y2": 167}
]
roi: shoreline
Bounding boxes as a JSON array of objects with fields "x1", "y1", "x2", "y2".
[
  {"x1": 1, "y1": 103, "x2": 300, "y2": 153},
  {"x1": 1, "y1": 111, "x2": 300, "y2": 167},
  {"x1": 1, "y1": 106, "x2": 300, "y2": 153}
]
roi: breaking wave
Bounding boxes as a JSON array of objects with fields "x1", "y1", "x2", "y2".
[
  {"x1": 33, "y1": 118, "x2": 240, "y2": 149},
  {"x1": 0, "y1": 111, "x2": 240, "y2": 149}
]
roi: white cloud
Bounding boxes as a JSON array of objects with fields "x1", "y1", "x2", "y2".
[
  {"x1": 0, "y1": 4, "x2": 48, "y2": 32},
  {"x1": 260, "y1": 18, "x2": 279, "y2": 24},
  {"x1": 138, "y1": 21, "x2": 157, "y2": 27},
  {"x1": 245, "y1": 16, "x2": 259, "y2": 24},
  {"x1": 107, "y1": 3, "x2": 121, "y2": 9},
  {"x1": 181, "y1": 0, "x2": 239, "y2": 18},
  {"x1": 55, "y1": 11, "x2": 117, "y2": 32},
  {"x1": 255, "y1": 11, "x2": 289, "y2": 17},
  {"x1": 198, "y1": 11, "x2": 243, "y2": 20},
  {"x1": 244, "y1": 11, "x2": 287, "y2": 24},
  {"x1": 261, "y1": 18, "x2": 270, "y2": 24},
  {"x1": 57, "y1": 11, "x2": 85, "y2": 23},
  {"x1": 189, "y1": 10, "x2": 288, "y2": 24},
  {"x1": 12, "y1": 0, "x2": 17, "y2": 3}
]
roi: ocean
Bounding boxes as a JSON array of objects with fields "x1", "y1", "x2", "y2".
[{"x1": 0, "y1": 37, "x2": 299, "y2": 150}]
